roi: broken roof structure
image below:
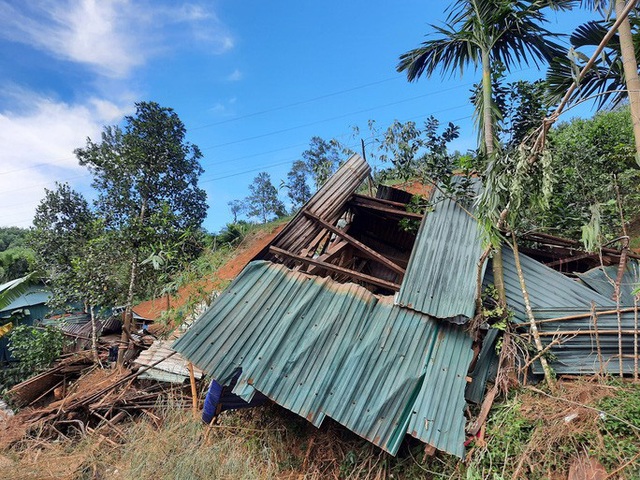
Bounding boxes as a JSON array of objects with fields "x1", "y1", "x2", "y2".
[{"x1": 174, "y1": 153, "x2": 640, "y2": 458}]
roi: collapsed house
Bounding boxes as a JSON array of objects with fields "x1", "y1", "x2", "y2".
[{"x1": 173, "y1": 154, "x2": 640, "y2": 458}]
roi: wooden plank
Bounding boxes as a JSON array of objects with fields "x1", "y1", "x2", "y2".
[
  {"x1": 269, "y1": 246, "x2": 401, "y2": 291},
  {"x1": 349, "y1": 198, "x2": 423, "y2": 220},
  {"x1": 352, "y1": 193, "x2": 410, "y2": 209},
  {"x1": 302, "y1": 211, "x2": 405, "y2": 275},
  {"x1": 545, "y1": 252, "x2": 598, "y2": 268}
]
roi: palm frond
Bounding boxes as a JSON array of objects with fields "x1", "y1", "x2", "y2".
[{"x1": 0, "y1": 274, "x2": 34, "y2": 311}]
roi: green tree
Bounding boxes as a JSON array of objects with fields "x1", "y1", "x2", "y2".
[
  {"x1": 31, "y1": 184, "x2": 123, "y2": 360},
  {"x1": 397, "y1": 0, "x2": 572, "y2": 157},
  {"x1": 547, "y1": 1, "x2": 640, "y2": 160},
  {"x1": 228, "y1": 200, "x2": 246, "y2": 223},
  {"x1": 30, "y1": 183, "x2": 95, "y2": 294},
  {"x1": 74, "y1": 101, "x2": 207, "y2": 365},
  {"x1": 245, "y1": 172, "x2": 286, "y2": 223},
  {"x1": 302, "y1": 137, "x2": 350, "y2": 188},
  {"x1": 541, "y1": 107, "x2": 640, "y2": 243},
  {"x1": 285, "y1": 160, "x2": 312, "y2": 212}
]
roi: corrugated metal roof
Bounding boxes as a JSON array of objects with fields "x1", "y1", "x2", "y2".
[
  {"x1": 576, "y1": 260, "x2": 639, "y2": 305},
  {"x1": 256, "y1": 154, "x2": 370, "y2": 261},
  {"x1": 530, "y1": 307, "x2": 639, "y2": 375},
  {"x1": 0, "y1": 285, "x2": 51, "y2": 314},
  {"x1": 135, "y1": 340, "x2": 204, "y2": 383},
  {"x1": 484, "y1": 246, "x2": 615, "y2": 323},
  {"x1": 173, "y1": 260, "x2": 472, "y2": 457},
  {"x1": 396, "y1": 183, "x2": 485, "y2": 323}
]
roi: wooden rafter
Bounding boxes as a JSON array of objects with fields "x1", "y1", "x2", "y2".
[
  {"x1": 302, "y1": 210, "x2": 405, "y2": 276},
  {"x1": 269, "y1": 246, "x2": 401, "y2": 291},
  {"x1": 348, "y1": 197, "x2": 423, "y2": 220}
]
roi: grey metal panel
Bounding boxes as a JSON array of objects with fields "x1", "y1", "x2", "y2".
[
  {"x1": 396, "y1": 183, "x2": 485, "y2": 323},
  {"x1": 576, "y1": 260, "x2": 639, "y2": 305},
  {"x1": 484, "y1": 247, "x2": 615, "y2": 324},
  {"x1": 530, "y1": 307, "x2": 640, "y2": 375},
  {"x1": 465, "y1": 328, "x2": 499, "y2": 405},
  {"x1": 173, "y1": 260, "x2": 472, "y2": 457}
]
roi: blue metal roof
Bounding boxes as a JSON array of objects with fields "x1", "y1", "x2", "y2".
[
  {"x1": 0, "y1": 284, "x2": 51, "y2": 314},
  {"x1": 576, "y1": 260, "x2": 639, "y2": 305},
  {"x1": 396, "y1": 183, "x2": 485, "y2": 323},
  {"x1": 173, "y1": 260, "x2": 473, "y2": 457},
  {"x1": 484, "y1": 246, "x2": 615, "y2": 323},
  {"x1": 530, "y1": 307, "x2": 639, "y2": 375}
]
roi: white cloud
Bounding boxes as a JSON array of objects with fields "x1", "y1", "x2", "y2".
[
  {"x1": 0, "y1": 91, "x2": 131, "y2": 227},
  {"x1": 0, "y1": 1, "x2": 235, "y2": 78},
  {"x1": 227, "y1": 69, "x2": 243, "y2": 82}
]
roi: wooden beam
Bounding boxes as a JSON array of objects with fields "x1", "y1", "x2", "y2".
[
  {"x1": 545, "y1": 252, "x2": 599, "y2": 268},
  {"x1": 269, "y1": 246, "x2": 401, "y2": 291},
  {"x1": 352, "y1": 193, "x2": 410, "y2": 209},
  {"x1": 302, "y1": 211, "x2": 405, "y2": 276},
  {"x1": 349, "y1": 197, "x2": 423, "y2": 220}
]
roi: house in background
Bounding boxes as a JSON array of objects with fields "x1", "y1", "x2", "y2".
[{"x1": 0, "y1": 278, "x2": 52, "y2": 362}]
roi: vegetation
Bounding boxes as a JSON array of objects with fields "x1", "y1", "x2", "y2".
[
  {"x1": 1, "y1": 378, "x2": 638, "y2": 479},
  {"x1": 0, "y1": 227, "x2": 35, "y2": 284},
  {"x1": 2, "y1": 324, "x2": 66, "y2": 390}
]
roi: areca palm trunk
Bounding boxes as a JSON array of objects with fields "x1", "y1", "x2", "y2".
[
  {"x1": 480, "y1": 48, "x2": 508, "y2": 306},
  {"x1": 481, "y1": 48, "x2": 495, "y2": 157},
  {"x1": 615, "y1": 0, "x2": 640, "y2": 161}
]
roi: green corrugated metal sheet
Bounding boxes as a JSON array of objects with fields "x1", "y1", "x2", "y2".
[
  {"x1": 576, "y1": 260, "x2": 639, "y2": 305},
  {"x1": 173, "y1": 260, "x2": 473, "y2": 457},
  {"x1": 395, "y1": 183, "x2": 485, "y2": 323},
  {"x1": 530, "y1": 307, "x2": 640, "y2": 375},
  {"x1": 484, "y1": 246, "x2": 615, "y2": 323}
]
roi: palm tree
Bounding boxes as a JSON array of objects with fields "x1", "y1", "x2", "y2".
[
  {"x1": 397, "y1": 0, "x2": 574, "y2": 157},
  {"x1": 547, "y1": 1, "x2": 640, "y2": 159}
]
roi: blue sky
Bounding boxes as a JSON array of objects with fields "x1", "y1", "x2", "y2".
[{"x1": 0, "y1": 1, "x2": 594, "y2": 232}]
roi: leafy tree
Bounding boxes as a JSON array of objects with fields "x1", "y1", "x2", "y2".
[
  {"x1": 7, "y1": 324, "x2": 66, "y2": 381},
  {"x1": 397, "y1": 0, "x2": 572, "y2": 157},
  {"x1": 0, "y1": 227, "x2": 29, "y2": 251},
  {"x1": 302, "y1": 137, "x2": 351, "y2": 188},
  {"x1": 228, "y1": 200, "x2": 246, "y2": 223},
  {"x1": 547, "y1": 1, "x2": 640, "y2": 160},
  {"x1": 245, "y1": 172, "x2": 286, "y2": 223},
  {"x1": 539, "y1": 107, "x2": 640, "y2": 242},
  {"x1": 74, "y1": 101, "x2": 207, "y2": 364},
  {"x1": 0, "y1": 246, "x2": 36, "y2": 283},
  {"x1": 31, "y1": 184, "x2": 123, "y2": 360},
  {"x1": 30, "y1": 182, "x2": 95, "y2": 293},
  {"x1": 285, "y1": 160, "x2": 312, "y2": 212}
]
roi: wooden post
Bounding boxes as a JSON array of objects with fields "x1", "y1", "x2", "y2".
[{"x1": 187, "y1": 362, "x2": 198, "y2": 419}]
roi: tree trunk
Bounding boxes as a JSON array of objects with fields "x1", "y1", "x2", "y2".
[
  {"x1": 615, "y1": 0, "x2": 640, "y2": 162},
  {"x1": 116, "y1": 199, "x2": 147, "y2": 366},
  {"x1": 90, "y1": 304, "x2": 99, "y2": 363},
  {"x1": 117, "y1": 253, "x2": 138, "y2": 366},
  {"x1": 481, "y1": 48, "x2": 495, "y2": 157}
]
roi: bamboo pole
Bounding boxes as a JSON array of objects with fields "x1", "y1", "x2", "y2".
[
  {"x1": 187, "y1": 362, "x2": 198, "y2": 419},
  {"x1": 510, "y1": 237, "x2": 556, "y2": 392}
]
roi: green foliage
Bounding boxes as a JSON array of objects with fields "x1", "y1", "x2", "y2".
[
  {"x1": 216, "y1": 221, "x2": 252, "y2": 247},
  {"x1": 541, "y1": 107, "x2": 639, "y2": 242},
  {"x1": 244, "y1": 172, "x2": 286, "y2": 224},
  {"x1": 72, "y1": 101, "x2": 207, "y2": 310},
  {"x1": 547, "y1": 16, "x2": 640, "y2": 110},
  {"x1": 6, "y1": 324, "x2": 66, "y2": 383},
  {"x1": 301, "y1": 136, "x2": 352, "y2": 189},
  {"x1": 0, "y1": 227, "x2": 35, "y2": 283},
  {"x1": 0, "y1": 246, "x2": 36, "y2": 284},
  {"x1": 285, "y1": 159, "x2": 312, "y2": 212}
]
